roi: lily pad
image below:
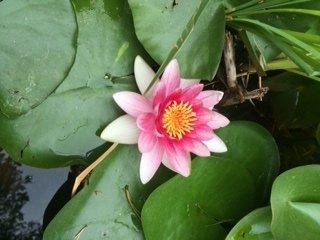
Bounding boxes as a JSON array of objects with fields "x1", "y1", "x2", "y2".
[
  {"x1": 0, "y1": 0, "x2": 147, "y2": 168},
  {"x1": 0, "y1": 0, "x2": 77, "y2": 117},
  {"x1": 141, "y1": 121, "x2": 279, "y2": 239},
  {"x1": 128, "y1": 0, "x2": 225, "y2": 80},
  {"x1": 141, "y1": 157, "x2": 256, "y2": 240},
  {"x1": 226, "y1": 207, "x2": 273, "y2": 240},
  {"x1": 43, "y1": 145, "x2": 171, "y2": 240},
  {"x1": 216, "y1": 121, "x2": 280, "y2": 203},
  {"x1": 0, "y1": 81, "x2": 135, "y2": 168},
  {"x1": 271, "y1": 165, "x2": 320, "y2": 240}
]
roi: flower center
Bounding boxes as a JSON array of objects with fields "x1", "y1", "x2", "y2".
[{"x1": 162, "y1": 101, "x2": 197, "y2": 140}]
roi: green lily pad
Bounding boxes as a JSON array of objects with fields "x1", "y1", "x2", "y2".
[
  {"x1": 0, "y1": 0, "x2": 147, "y2": 168},
  {"x1": 141, "y1": 157, "x2": 256, "y2": 240},
  {"x1": 128, "y1": 0, "x2": 225, "y2": 80},
  {"x1": 0, "y1": 0, "x2": 77, "y2": 117},
  {"x1": 216, "y1": 121, "x2": 280, "y2": 203},
  {"x1": 271, "y1": 165, "x2": 320, "y2": 240},
  {"x1": 226, "y1": 207, "x2": 273, "y2": 240},
  {"x1": 43, "y1": 145, "x2": 171, "y2": 240},
  {"x1": 141, "y1": 121, "x2": 279, "y2": 239},
  {"x1": 0, "y1": 81, "x2": 135, "y2": 168}
]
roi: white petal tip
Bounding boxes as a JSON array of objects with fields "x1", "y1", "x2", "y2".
[
  {"x1": 181, "y1": 171, "x2": 190, "y2": 177},
  {"x1": 100, "y1": 127, "x2": 111, "y2": 141},
  {"x1": 134, "y1": 56, "x2": 156, "y2": 96},
  {"x1": 177, "y1": 164, "x2": 191, "y2": 177},
  {"x1": 169, "y1": 59, "x2": 179, "y2": 67},
  {"x1": 140, "y1": 176, "x2": 149, "y2": 184},
  {"x1": 203, "y1": 135, "x2": 228, "y2": 153},
  {"x1": 214, "y1": 143, "x2": 228, "y2": 153},
  {"x1": 217, "y1": 91, "x2": 224, "y2": 101},
  {"x1": 112, "y1": 92, "x2": 121, "y2": 101},
  {"x1": 100, "y1": 115, "x2": 139, "y2": 144}
]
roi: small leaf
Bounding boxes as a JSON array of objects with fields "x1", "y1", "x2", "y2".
[{"x1": 226, "y1": 207, "x2": 273, "y2": 240}]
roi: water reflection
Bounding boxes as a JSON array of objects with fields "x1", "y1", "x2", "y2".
[{"x1": 0, "y1": 150, "x2": 68, "y2": 239}]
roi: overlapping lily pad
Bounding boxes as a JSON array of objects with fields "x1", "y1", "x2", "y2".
[
  {"x1": 0, "y1": 0, "x2": 148, "y2": 168},
  {"x1": 271, "y1": 165, "x2": 320, "y2": 240},
  {"x1": 141, "y1": 121, "x2": 279, "y2": 239},
  {"x1": 226, "y1": 207, "x2": 273, "y2": 240},
  {"x1": 0, "y1": 0, "x2": 77, "y2": 117},
  {"x1": 216, "y1": 121, "x2": 280, "y2": 203},
  {"x1": 128, "y1": 0, "x2": 225, "y2": 80},
  {"x1": 43, "y1": 145, "x2": 172, "y2": 240}
]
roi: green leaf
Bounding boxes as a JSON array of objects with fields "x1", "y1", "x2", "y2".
[
  {"x1": 141, "y1": 121, "x2": 279, "y2": 240},
  {"x1": 43, "y1": 145, "x2": 171, "y2": 240},
  {"x1": 240, "y1": 31, "x2": 279, "y2": 71},
  {"x1": 216, "y1": 121, "x2": 280, "y2": 203},
  {"x1": 142, "y1": 157, "x2": 255, "y2": 240},
  {"x1": 230, "y1": 0, "x2": 317, "y2": 15},
  {"x1": 0, "y1": 82, "x2": 135, "y2": 168},
  {"x1": 0, "y1": 0, "x2": 77, "y2": 117},
  {"x1": 229, "y1": 18, "x2": 320, "y2": 76},
  {"x1": 56, "y1": 0, "x2": 147, "y2": 93},
  {"x1": 266, "y1": 72, "x2": 320, "y2": 129},
  {"x1": 0, "y1": 0, "x2": 147, "y2": 168},
  {"x1": 271, "y1": 165, "x2": 320, "y2": 240},
  {"x1": 128, "y1": 0, "x2": 225, "y2": 80},
  {"x1": 230, "y1": 1, "x2": 320, "y2": 74},
  {"x1": 226, "y1": 207, "x2": 273, "y2": 240},
  {"x1": 236, "y1": 8, "x2": 320, "y2": 17}
]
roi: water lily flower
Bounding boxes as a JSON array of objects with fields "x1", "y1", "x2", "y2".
[{"x1": 101, "y1": 56, "x2": 229, "y2": 184}]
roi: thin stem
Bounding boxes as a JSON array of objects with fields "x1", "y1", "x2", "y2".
[{"x1": 71, "y1": 143, "x2": 118, "y2": 196}]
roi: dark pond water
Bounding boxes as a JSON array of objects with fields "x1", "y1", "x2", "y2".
[{"x1": 0, "y1": 150, "x2": 69, "y2": 239}]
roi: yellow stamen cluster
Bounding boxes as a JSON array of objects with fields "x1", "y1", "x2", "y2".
[{"x1": 162, "y1": 101, "x2": 197, "y2": 140}]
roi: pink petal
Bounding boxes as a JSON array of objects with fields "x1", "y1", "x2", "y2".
[
  {"x1": 180, "y1": 79, "x2": 200, "y2": 88},
  {"x1": 197, "y1": 90, "x2": 224, "y2": 109},
  {"x1": 207, "y1": 112, "x2": 230, "y2": 129},
  {"x1": 113, "y1": 91, "x2": 153, "y2": 118},
  {"x1": 152, "y1": 81, "x2": 167, "y2": 107},
  {"x1": 138, "y1": 131, "x2": 157, "y2": 153},
  {"x1": 161, "y1": 59, "x2": 181, "y2": 95},
  {"x1": 140, "y1": 144, "x2": 164, "y2": 184},
  {"x1": 196, "y1": 108, "x2": 215, "y2": 124},
  {"x1": 181, "y1": 84, "x2": 204, "y2": 101},
  {"x1": 188, "y1": 125, "x2": 214, "y2": 141},
  {"x1": 162, "y1": 153, "x2": 176, "y2": 172},
  {"x1": 165, "y1": 143, "x2": 191, "y2": 177},
  {"x1": 202, "y1": 134, "x2": 227, "y2": 153},
  {"x1": 137, "y1": 113, "x2": 155, "y2": 131},
  {"x1": 180, "y1": 138, "x2": 210, "y2": 157}
]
